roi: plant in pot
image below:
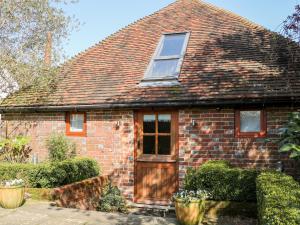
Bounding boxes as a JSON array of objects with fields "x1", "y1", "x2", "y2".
[
  {"x1": 0, "y1": 179, "x2": 25, "y2": 209},
  {"x1": 173, "y1": 190, "x2": 209, "y2": 225}
]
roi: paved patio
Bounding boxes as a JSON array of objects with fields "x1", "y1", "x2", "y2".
[{"x1": 0, "y1": 200, "x2": 178, "y2": 225}]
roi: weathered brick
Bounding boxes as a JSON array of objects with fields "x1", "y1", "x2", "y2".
[{"x1": 1, "y1": 107, "x2": 299, "y2": 200}]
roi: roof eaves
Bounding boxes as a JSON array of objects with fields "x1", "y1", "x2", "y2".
[{"x1": 0, "y1": 96, "x2": 299, "y2": 113}]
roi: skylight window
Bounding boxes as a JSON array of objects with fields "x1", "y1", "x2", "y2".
[{"x1": 143, "y1": 32, "x2": 189, "y2": 81}]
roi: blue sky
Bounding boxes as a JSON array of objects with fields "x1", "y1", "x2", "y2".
[{"x1": 62, "y1": 0, "x2": 300, "y2": 58}]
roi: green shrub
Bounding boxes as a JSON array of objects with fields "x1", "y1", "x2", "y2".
[
  {"x1": 0, "y1": 163, "x2": 35, "y2": 185},
  {"x1": 256, "y1": 171, "x2": 300, "y2": 225},
  {"x1": 29, "y1": 157, "x2": 100, "y2": 188},
  {"x1": 46, "y1": 133, "x2": 76, "y2": 162},
  {"x1": 0, "y1": 157, "x2": 100, "y2": 188},
  {"x1": 0, "y1": 136, "x2": 32, "y2": 163},
  {"x1": 97, "y1": 182, "x2": 127, "y2": 213},
  {"x1": 184, "y1": 160, "x2": 259, "y2": 202},
  {"x1": 278, "y1": 112, "x2": 300, "y2": 159}
]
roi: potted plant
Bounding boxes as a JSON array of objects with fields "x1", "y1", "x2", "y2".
[
  {"x1": 173, "y1": 190, "x2": 209, "y2": 225},
  {"x1": 0, "y1": 179, "x2": 25, "y2": 209}
]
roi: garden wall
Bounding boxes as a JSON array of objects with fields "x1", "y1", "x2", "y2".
[{"x1": 52, "y1": 175, "x2": 109, "y2": 210}]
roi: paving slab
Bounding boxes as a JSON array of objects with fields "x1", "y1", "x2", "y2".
[{"x1": 0, "y1": 200, "x2": 178, "y2": 225}]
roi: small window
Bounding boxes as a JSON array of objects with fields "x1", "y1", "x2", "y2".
[
  {"x1": 144, "y1": 32, "x2": 189, "y2": 80},
  {"x1": 66, "y1": 112, "x2": 86, "y2": 136},
  {"x1": 235, "y1": 110, "x2": 266, "y2": 137}
]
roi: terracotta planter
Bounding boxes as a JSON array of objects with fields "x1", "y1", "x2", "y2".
[
  {"x1": 175, "y1": 198, "x2": 206, "y2": 225},
  {"x1": 0, "y1": 185, "x2": 25, "y2": 209}
]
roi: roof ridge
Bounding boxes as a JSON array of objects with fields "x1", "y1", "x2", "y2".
[
  {"x1": 62, "y1": 1, "x2": 180, "y2": 68},
  {"x1": 196, "y1": 0, "x2": 267, "y2": 31}
]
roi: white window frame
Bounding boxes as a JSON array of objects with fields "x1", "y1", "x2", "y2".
[{"x1": 143, "y1": 32, "x2": 190, "y2": 81}]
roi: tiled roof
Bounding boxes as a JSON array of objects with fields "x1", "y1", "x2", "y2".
[{"x1": 1, "y1": 0, "x2": 300, "y2": 110}]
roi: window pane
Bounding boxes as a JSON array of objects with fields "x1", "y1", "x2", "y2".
[
  {"x1": 70, "y1": 114, "x2": 84, "y2": 132},
  {"x1": 149, "y1": 59, "x2": 179, "y2": 77},
  {"x1": 240, "y1": 111, "x2": 261, "y2": 132},
  {"x1": 158, "y1": 136, "x2": 171, "y2": 155},
  {"x1": 159, "y1": 34, "x2": 186, "y2": 56},
  {"x1": 143, "y1": 115, "x2": 155, "y2": 133},
  {"x1": 143, "y1": 135, "x2": 155, "y2": 154},
  {"x1": 158, "y1": 114, "x2": 171, "y2": 133}
]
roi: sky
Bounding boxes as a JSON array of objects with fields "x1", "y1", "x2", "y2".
[{"x1": 61, "y1": 0, "x2": 300, "y2": 59}]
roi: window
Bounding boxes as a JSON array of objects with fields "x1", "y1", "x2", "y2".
[
  {"x1": 235, "y1": 110, "x2": 266, "y2": 137},
  {"x1": 66, "y1": 112, "x2": 86, "y2": 136},
  {"x1": 142, "y1": 113, "x2": 172, "y2": 155},
  {"x1": 144, "y1": 32, "x2": 190, "y2": 80}
]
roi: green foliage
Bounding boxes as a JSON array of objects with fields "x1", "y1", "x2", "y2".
[
  {"x1": 0, "y1": 163, "x2": 35, "y2": 185},
  {"x1": 173, "y1": 190, "x2": 209, "y2": 205},
  {"x1": 0, "y1": 136, "x2": 32, "y2": 163},
  {"x1": 26, "y1": 188, "x2": 53, "y2": 201},
  {"x1": 0, "y1": 157, "x2": 100, "y2": 188},
  {"x1": 184, "y1": 160, "x2": 259, "y2": 202},
  {"x1": 46, "y1": 133, "x2": 76, "y2": 162},
  {"x1": 0, "y1": 0, "x2": 79, "y2": 97},
  {"x1": 278, "y1": 112, "x2": 300, "y2": 159},
  {"x1": 97, "y1": 182, "x2": 127, "y2": 213},
  {"x1": 29, "y1": 157, "x2": 99, "y2": 188},
  {"x1": 256, "y1": 171, "x2": 300, "y2": 225}
]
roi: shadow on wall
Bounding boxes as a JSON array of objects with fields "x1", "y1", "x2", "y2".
[{"x1": 0, "y1": 117, "x2": 39, "y2": 139}]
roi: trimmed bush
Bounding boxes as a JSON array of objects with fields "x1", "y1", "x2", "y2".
[
  {"x1": 0, "y1": 157, "x2": 100, "y2": 188},
  {"x1": 184, "y1": 160, "x2": 259, "y2": 202},
  {"x1": 256, "y1": 171, "x2": 300, "y2": 225},
  {"x1": 0, "y1": 163, "x2": 35, "y2": 185}
]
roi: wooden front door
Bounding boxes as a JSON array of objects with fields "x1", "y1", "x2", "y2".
[{"x1": 134, "y1": 111, "x2": 178, "y2": 204}]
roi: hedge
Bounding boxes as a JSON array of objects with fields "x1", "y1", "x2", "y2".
[
  {"x1": 0, "y1": 163, "x2": 36, "y2": 184},
  {"x1": 184, "y1": 160, "x2": 259, "y2": 202},
  {"x1": 0, "y1": 157, "x2": 100, "y2": 188},
  {"x1": 256, "y1": 171, "x2": 300, "y2": 225}
]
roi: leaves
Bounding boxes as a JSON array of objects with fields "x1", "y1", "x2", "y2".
[
  {"x1": 0, "y1": 0, "x2": 79, "y2": 97},
  {"x1": 183, "y1": 160, "x2": 258, "y2": 202},
  {"x1": 0, "y1": 136, "x2": 32, "y2": 163},
  {"x1": 46, "y1": 133, "x2": 77, "y2": 162},
  {"x1": 283, "y1": 4, "x2": 300, "y2": 44},
  {"x1": 97, "y1": 182, "x2": 127, "y2": 213},
  {"x1": 278, "y1": 112, "x2": 300, "y2": 160}
]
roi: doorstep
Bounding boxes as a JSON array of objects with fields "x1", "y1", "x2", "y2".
[{"x1": 127, "y1": 201, "x2": 176, "y2": 218}]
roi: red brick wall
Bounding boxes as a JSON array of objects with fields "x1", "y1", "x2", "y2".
[
  {"x1": 178, "y1": 108, "x2": 298, "y2": 186},
  {"x1": 0, "y1": 110, "x2": 135, "y2": 199},
  {"x1": 0, "y1": 107, "x2": 298, "y2": 199},
  {"x1": 52, "y1": 176, "x2": 109, "y2": 210}
]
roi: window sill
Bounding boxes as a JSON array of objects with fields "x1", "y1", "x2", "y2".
[
  {"x1": 66, "y1": 132, "x2": 87, "y2": 137},
  {"x1": 139, "y1": 77, "x2": 180, "y2": 87},
  {"x1": 235, "y1": 132, "x2": 267, "y2": 138}
]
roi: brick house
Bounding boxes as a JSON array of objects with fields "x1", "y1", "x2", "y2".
[{"x1": 0, "y1": 0, "x2": 300, "y2": 204}]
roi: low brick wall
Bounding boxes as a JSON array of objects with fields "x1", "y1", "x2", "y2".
[{"x1": 51, "y1": 176, "x2": 109, "y2": 210}]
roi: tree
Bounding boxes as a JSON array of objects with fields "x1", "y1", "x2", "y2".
[
  {"x1": 0, "y1": 0, "x2": 79, "y2": 97},
  {"x1": 283, "y1": 5, "x2": 300, "y2": 44}
]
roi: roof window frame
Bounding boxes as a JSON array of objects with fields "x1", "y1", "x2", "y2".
[{"x1": 142, "y1": 32, "x2": 190, "y2": 82}]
